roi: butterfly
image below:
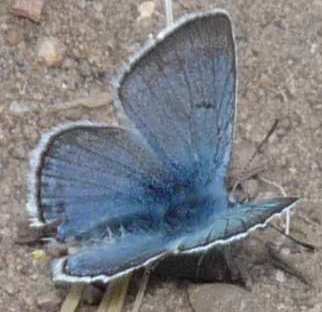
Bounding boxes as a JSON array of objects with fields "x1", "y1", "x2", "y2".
[{"x1": 27, "y1": 11, "x2": 299, "y2": 284}]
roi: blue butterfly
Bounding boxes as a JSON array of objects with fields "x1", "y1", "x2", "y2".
[{"x1": 27, "y1": 11, "x2": 299, "y2": 284}]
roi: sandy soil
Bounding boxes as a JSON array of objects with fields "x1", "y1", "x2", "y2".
[{"x1": 1, "y1": 0, "x2": 322, "y2": 311}]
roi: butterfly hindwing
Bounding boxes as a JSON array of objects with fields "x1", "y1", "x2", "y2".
[
  {"x1": 57, "y1": 233, "x2": 170, "y2": 282},
  {"x1": 179, "y1": 197, "x2": 299, "y2": 251}
]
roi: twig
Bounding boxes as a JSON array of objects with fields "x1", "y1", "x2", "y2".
[
  {"x1": 97, "y1": 274, "x2": 132, "y2": 312},
  {"x1": 285, "y1": 210, "x2": 291, "y2": 236},
  {"x1": 259, "y1": 176, "x2": 287, "y2": 197},
  {"x1": 164, "y1": 0, "x2": 173, "y2": 27},
  {"x1": 60, "y1": 284, "x2": 85, "y2": 312},
  {"x1": 55, "y1": 92, "x2": 112, "y2": 111},
  {"x1": 132, "y1": 269, "x2": 151, "y2": 312},
  {"x1": 9, "y1": 92, "x2": 112, "y2": 114}
]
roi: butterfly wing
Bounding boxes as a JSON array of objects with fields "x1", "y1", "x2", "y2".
[
  {"x1": 53, "y1": 233, "x2": 172, "y2": 283},
  {"x1": 28, "y1": 12, "x2": 291, "y2": 283},
  {"x1": 115, "y1": 12, "x2": 236, "y2": 184},
  {"x1": 179, "y1": 197, "x2": 299, "y2": 252},
  {"x1": 28, "y1": 12, "x2": 236, "y2": 282},
  {"x1": 29, "y1": 124, "x2": 172, "y2": 242}
]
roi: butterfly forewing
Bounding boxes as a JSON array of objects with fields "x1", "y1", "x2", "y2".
[{"x1": 117, "y1": 13, "x2": 236, "y2": 185}]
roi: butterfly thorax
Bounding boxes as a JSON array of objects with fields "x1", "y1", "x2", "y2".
[{"x1": 162, "y1": 178, "x2": 229, "y2": 236}]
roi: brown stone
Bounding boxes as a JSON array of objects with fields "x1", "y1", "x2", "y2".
[
  {"x1": 11, "y1": 0, "x2": 45, "y2": 23},
  {"x1": 36, "y1": 291, "x2": 62, "y2": 312}
]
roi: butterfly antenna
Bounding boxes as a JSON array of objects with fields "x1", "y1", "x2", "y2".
[
  {"x1": 165, "y1": 0, "x2": 174, "y2": 27},
  {"x1": 245, "y1": 119, "x2": 280, "y2": 174}
]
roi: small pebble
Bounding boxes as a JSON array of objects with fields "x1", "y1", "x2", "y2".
[
  {"x1": 10, "y1": 100, "x2": 35, "y2": 114},
  {"x1": 11, "y1": 0, "x2": 45, "y2": 23},
  {"x1": 36, "y1": 291, "x2": 62, "y2": 312},
  {"x1": 138, "y1": 1, "x2": 155, "y2": 20},
  {"x1": 280, "y1": 247, "x2": 291, "y2": 256},
  {"x1": 37, "y1": 37, "x2": 65, "y2": 67},
  {"x1": 275, "y1": 270, "x2": 286, "y2": 283},
  {"x1": 32, "y1": 249, "x2": 49, "y2": 262},
  {"x1": 276, "y1": 117, "x2": 291, "y2": 137},
  {"x1": 6, "y1": 29, "x2": 23, "y2": 46}
]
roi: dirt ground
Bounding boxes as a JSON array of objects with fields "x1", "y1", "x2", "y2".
[{"x1": 1, "y1": 0, "x2": 322, "y2": 311}]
